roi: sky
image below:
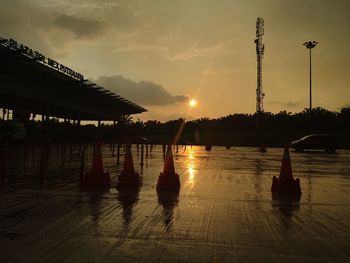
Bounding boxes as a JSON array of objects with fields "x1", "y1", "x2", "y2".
[{"x1": 1, "y1": 0, "x2": 350, "y2": 121}]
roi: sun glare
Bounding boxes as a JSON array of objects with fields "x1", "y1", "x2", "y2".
[{"x1": 189, "y1": 99, "x2": 197, "y2": 107}]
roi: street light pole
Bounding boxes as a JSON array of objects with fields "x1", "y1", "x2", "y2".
[
  {"x1": 309, "y1": 47, "x2": 312, "y2": 112},
  {"x1": 303, "y1": 41, "x2": 318, "y2": 114}
]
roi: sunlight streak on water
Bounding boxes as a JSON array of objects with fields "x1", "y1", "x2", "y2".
[{"x1": 185, "y1": 148, "x2": 197, "y2": 185}]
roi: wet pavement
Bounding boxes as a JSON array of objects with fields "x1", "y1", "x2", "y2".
[{"x1": 1, "y1": 146, "x2": 350, "y2": 262}]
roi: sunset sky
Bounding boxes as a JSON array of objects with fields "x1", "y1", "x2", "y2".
[{"x1": 1, "y1": 0, "x2": 349, "y2": 121}]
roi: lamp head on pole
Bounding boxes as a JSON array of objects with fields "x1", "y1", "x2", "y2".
[{"x1": 303, "y1": 41, "x2": 318, "y2": 49}]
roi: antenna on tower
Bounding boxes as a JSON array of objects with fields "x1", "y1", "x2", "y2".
[{"x1": 255, "y1": 17, "x2": 266, "y2": 152}]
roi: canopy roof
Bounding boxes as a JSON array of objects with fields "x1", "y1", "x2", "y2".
[{"x1": 0, "y1": 37, "x2": 146, "y2": 121}]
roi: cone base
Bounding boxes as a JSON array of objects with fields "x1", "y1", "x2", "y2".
[
  {"x1": 271, "y1": 176, "x2": 301, "y2": 196},
  {"x1": 83, "y1": 172, "x2": 111, "y2": 187},
  {"x1": 156, "y1": 172, "x2": 180, "y2": 191},
  {"x1": 272, "y1": 191, "x2": 301, "y2": 202},
  {"x1": 117, "y1": 172, "x2": 141, "y2": 189}
]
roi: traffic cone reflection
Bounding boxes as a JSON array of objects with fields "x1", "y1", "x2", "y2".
[
  {"x1": 83, "y1": 140, "x2": 111, "y2": 187},
  {"x1": 156, "y1": 145, "x2": 180, "y2": 191},
  {"x1": 271, "y1": 145, "x2": 301, "y2": 196},
  {"x1": 117, "y1": 144, "x2": 141, "y2": 189}
]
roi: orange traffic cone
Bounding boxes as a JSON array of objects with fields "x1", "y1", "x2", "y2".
[
  {"x1": 83, "y1": 140, "x2": 111, "y2": 187},
  {"x1": 279, "y1": 146, "x2": 294, "y2": 181},
  {"x1": 156, "y1": 145, "x2": 180, "y2": 191},
  {"x1": 117, "y1": 144, "x2": 141, "y2": 189},
  {"x1": 271, "y1": 145, "x2": 301, "y2": 196}
]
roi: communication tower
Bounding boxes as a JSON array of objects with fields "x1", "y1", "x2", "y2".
[
  {"x1": 255, "y1": 18, "x2": 266, "y2": 151},
  {"x1": 255, "y1": 17, "x2": 265, "y2": 113}
]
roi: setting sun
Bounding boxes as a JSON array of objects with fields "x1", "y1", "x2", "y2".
[{"x1": 189, "y1": 99, "x2": 197, "y2": 107}]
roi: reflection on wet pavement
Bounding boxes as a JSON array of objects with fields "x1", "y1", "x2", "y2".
[
  {"x1": 0, "y1": 146, "x2": 350, "y2": 262},
  {"x1": 117, "y1": 188, "x2": 140, "y2": 226},
  {"x1": 157, "y1": 191, "x2": 179, "y2": 232}
]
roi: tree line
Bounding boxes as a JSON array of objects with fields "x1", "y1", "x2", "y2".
[{"x1": 10, "y1": 106, "x2": 347, "y2": 147}]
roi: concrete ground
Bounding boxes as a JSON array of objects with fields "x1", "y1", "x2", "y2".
[{"x1": 0, "y1": 146, "x2": 350, "y2": 262}]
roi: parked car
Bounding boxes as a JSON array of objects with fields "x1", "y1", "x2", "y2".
[
  {"x1": 290, "y1": 134, "x2": 338, "y2": 152},
  {"x1": 0, "y1": 121, "x2": 26, "y2": 141}
]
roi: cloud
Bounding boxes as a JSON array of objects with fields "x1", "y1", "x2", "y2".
[
  {"x1": 53, "y1": 14, "x2": 106, "y2": 39},
  {"x1": 95, "y1": 75, "x2": 189, "y2": 106},
  {"x1": 173, "y1": 95, "x2": 188, "y2": 102},
  {"x1": 0, "y1": 0, "x2": 109, "y2": 58},
  {"x1": 55, "y1": 0, "x2": 153, "y2": 34}
]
